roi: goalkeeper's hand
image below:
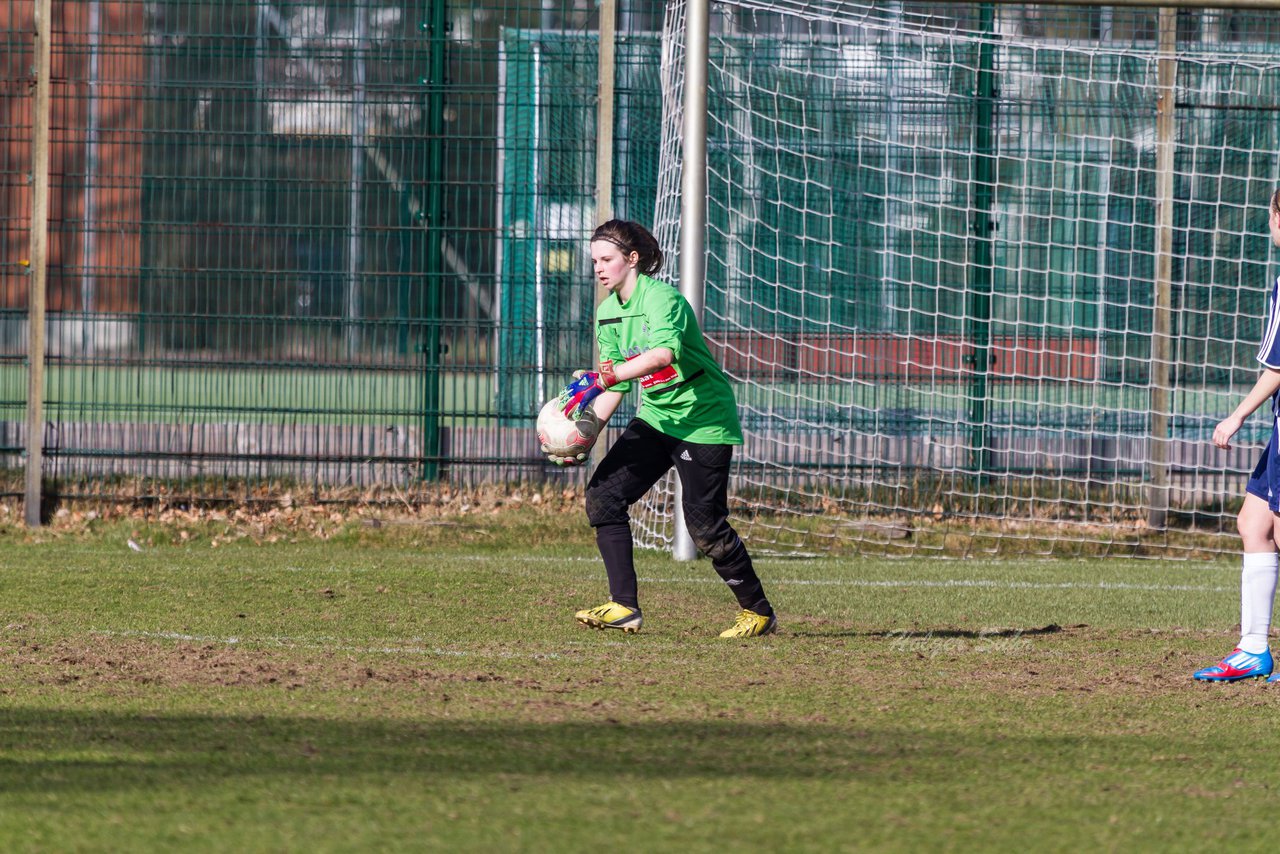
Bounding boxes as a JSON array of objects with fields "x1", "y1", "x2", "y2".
[
  {"x1": 540, "y1": 436, "x2": 593, "y2": 467},
  {"x1": 560, "y1": 361, "x2": 618, "y2": 419},
  {"x1": 544, "y1": 449, "x2": 589, "y2": 467}
]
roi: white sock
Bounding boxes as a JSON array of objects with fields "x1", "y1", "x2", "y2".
[{"x1": 1239, "y1": 552, "x2": 1280, "y2": 654}]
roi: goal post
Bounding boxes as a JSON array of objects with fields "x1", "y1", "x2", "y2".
[
  {"x1": 639, "y1": 0, "x2": 1280, "y2": 558},
  {"x1": 673, "y1": 0, "x2": 713, "y2": 561}
]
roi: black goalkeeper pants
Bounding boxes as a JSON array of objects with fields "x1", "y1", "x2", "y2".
[{"x1": 584, "y1": 418, "x2": 771, "y2": 615}]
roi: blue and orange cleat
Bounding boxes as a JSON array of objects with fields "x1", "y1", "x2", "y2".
[{"x1": 1193, "y1": 648, "x2": 1273, "y2": 682}]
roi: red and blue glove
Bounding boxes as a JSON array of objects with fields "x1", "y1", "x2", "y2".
[{"x1": 560, "y1": 361, "x2": 618, "y2": 419}]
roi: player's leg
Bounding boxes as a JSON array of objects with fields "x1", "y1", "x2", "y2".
[
  {"x1": 1240, "y1": 496, "x2": 1280, "y2": 654},
  {"x1": 1256, "y1": 505, "x2": 1280, "y2": 682},
  {"x1": 672, "y1": 441, "x2": 776, "y2": 637},
  {"x1": 576, "y1": 420, "x2": 676, "y2": 631},
  {"x1": 1258, "y1": 427, "x2": 1280, "y2": 682},
  {"x1": 1195, "y1": 448, "x2": 1278, "y2": 681}
]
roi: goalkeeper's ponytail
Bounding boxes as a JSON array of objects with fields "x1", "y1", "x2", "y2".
[{"x1": 591, "y1": 219, "x2": 664, "y2": 276}]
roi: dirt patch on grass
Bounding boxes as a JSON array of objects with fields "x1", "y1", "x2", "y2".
[
  {"x1": 5, "y1": 624, "x2": 1277, "y2": 712},
  {"x1": 2, "y1": 636, "x2": 559, "y2": 694},
  {"x1": 859, "y1": 623, "x2": 1280, "y2": 703}
]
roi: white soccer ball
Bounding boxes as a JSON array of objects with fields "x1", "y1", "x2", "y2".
[{"x1": 536, "y1": 398, "x2": 601, "y2": 461}]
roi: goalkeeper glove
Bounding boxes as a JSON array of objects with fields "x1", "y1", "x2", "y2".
[
  {"x1": 544, "y1": 449, "x2": 589, "y2": 467},
  {"x1": 539, "y1": 435, "x2": 595, "y2": 468},
  {"x1": 560, "y1": 361, "x2": 618, "y2": 419}
]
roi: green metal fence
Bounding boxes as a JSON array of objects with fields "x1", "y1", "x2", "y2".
[
  {"x1": 2, "y1": 0, "x2": 665, "y2": 503},
  {"x1": 7, "y1": 1, "x2": 1280, "y2": 527}
]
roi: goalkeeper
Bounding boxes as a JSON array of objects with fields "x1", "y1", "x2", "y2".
[
  {"x1": 1194, "y1": 189, "x2": 1280, "y2": 682},
  {"x1": 553, "y1": 218, "x2": 776, "y2": 638}
]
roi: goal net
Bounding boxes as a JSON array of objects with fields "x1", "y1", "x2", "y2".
[{"x1": 634, "y1": 1, "x2": 1280, "y2": 558}]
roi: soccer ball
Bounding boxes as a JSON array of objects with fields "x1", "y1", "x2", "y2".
[{"x1": 536, "y1": 398, "x2": 601, "y2": 462}]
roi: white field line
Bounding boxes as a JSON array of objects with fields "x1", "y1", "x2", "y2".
[
  {"x1": 638, "y1": 577, "x2": 1234, "y2": 593},
  {"x1": 144, "y1": 566, "x2": 1236, "y2": 594},
  {"x1": 62, "y1": 552, "x2": 1235, "y2": 594},
  {"x1": 64, "y1": 548, "x2": 1239, "y2": 573},
  {"x1": 403, "y1": 554, "x2": 1241, "y2": 573}
]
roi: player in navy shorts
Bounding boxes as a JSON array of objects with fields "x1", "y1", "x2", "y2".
[{"x1": 1195, "y1": 188, "x2": 1280, "y2": 681}]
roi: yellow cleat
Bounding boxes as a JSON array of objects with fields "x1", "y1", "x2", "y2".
[
  {"x1": 718, "y1": 609, "x2": 777, "y2": 638},
  {"x1": 575, "y1": 601, "x2": 643, "y2": 633}
]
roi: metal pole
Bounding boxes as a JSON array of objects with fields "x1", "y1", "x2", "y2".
[
  {"x1": 965, "y1": 4, "x2": 997, "y2": 484},
  {"x1": 420, "y1": 0, "x2": 448, "y2": 480},
  {"x1": 596, "y1": 0, "x2": 616, "y2": 227},
  {"x1": 591, "y1": 0, "x2": 617, "y2": 471},
  {"x1": 882, "y1": 3, "x2": 903, "y2": 325},
  {"x1": 81, "y1": 0, "x2": 102, "y2": 340},
  {"x1": 1148, "y1": 7, "x2": 1178, "y2": 530},
  {"x1": 723, "y1": 11, "x2": 753, "y2": 331},
  {"x1": 26, "y1": 0, "x2": 53, "y2": 528},
  {"x1": 532, "y1": 46, "x2": 546, "y2": 403},
  {"x1": 674, "y1": 0, "x2": 709, "y2": 562},
  {"x1": 254, "y1": 2, "x2": 267, "y2": 227},
  {"x1": 345, "y1": 1, "x2": 368, "y2": 356}
]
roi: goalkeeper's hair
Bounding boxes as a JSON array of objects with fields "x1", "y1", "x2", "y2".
[
  {"x1": 1272, "y1": 188, "x2": 1280, "y2": 217},
  {"x1": 591, "y1": 219, "x2": 664, "y2": 276}
]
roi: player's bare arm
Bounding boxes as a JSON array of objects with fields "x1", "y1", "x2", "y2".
[{"x1": 1214, "y1": 367, "x2": 1280, "y2": 449}]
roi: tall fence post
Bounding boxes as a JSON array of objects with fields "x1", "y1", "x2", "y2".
[
  {"x1": 965, "y1": 3, "x2": 997, "y2": 486},
  {"x1": 346, "y1": 0, "x2": 368, "y2": 357},
  {"x1": 421, "y1": 0, "x2": 448, "y2": 480},
  {"x1": 1148, "y1": 7, "x2": 1178, "y2": 530},
  {"x1": 591, "y1": 0, "x2": 617, "y2": 471},
  {"x1": 25, "y1": 0, "x2": 53, "y2": 528},
  {"x1": 596, "y1": 0, "x2": 615, "y2": 227}
]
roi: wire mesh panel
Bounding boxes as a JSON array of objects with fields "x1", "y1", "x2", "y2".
[
  {"x1": 494, "y1": 28, "x2": 662, "y2": 421},
  {"x1": 642, "y1": 1, "x2": 1280, "y2": 557},
  {"x1": 4, "y1": 1, "x2": 442, "y2": 497},
  {"x1": 12, "y1": 0, "x2": 1280, "y2": 560},
  {"x1": 2, "y1": 0, "x2": 665, "y2": 502},
  {"x1": 0, "y1": 4, "x2": 37, "y2": 480}
]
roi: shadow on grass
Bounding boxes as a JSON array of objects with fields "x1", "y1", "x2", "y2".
[
  {"x1": 876, "y1": 624, "x2": 1064, "y2": 640},
  {"x1": 788, "y1": 624, "x2": 1064, "y2": 640},
  {"x1": 0, "y1": 707, "x2": 1020, "y2": 793}
]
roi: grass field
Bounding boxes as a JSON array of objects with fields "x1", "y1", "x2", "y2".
[{"x1": 2, "y1": 510, "x2": 1277, "y2": 851}]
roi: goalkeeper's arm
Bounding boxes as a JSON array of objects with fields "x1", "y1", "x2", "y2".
[
  {"x1": 581, "y1": 348, "x2": 672, "y2": 427},
  {"x1": 546, "y1": 350, "x2": 663, "y2": 465},
  {"x1": 614, "y1": 347, "x2": 674, "y2": 382},
  {"x1": 561, "y1": 348, "x2": 675, "y2": 419},
  {"x1": 590, "y1": 390, "x2": 624, "y2": 426}
]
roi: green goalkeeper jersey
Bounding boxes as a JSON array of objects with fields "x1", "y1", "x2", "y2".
[{"x1": 595, "y1": 273, "x2": 743, "y2": 445}]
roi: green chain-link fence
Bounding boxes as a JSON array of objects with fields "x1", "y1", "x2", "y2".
[
  {"x1": 2, "y1": 0, "x2": 665, "y2": 503},
  {"x1": 7, "y1": 2, "x2": 1280, "y2": 521}
]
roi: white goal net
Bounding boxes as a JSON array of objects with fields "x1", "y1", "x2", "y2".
[{"x1": 634, "y1": 1, "x2": 1280, "y2": 558}]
